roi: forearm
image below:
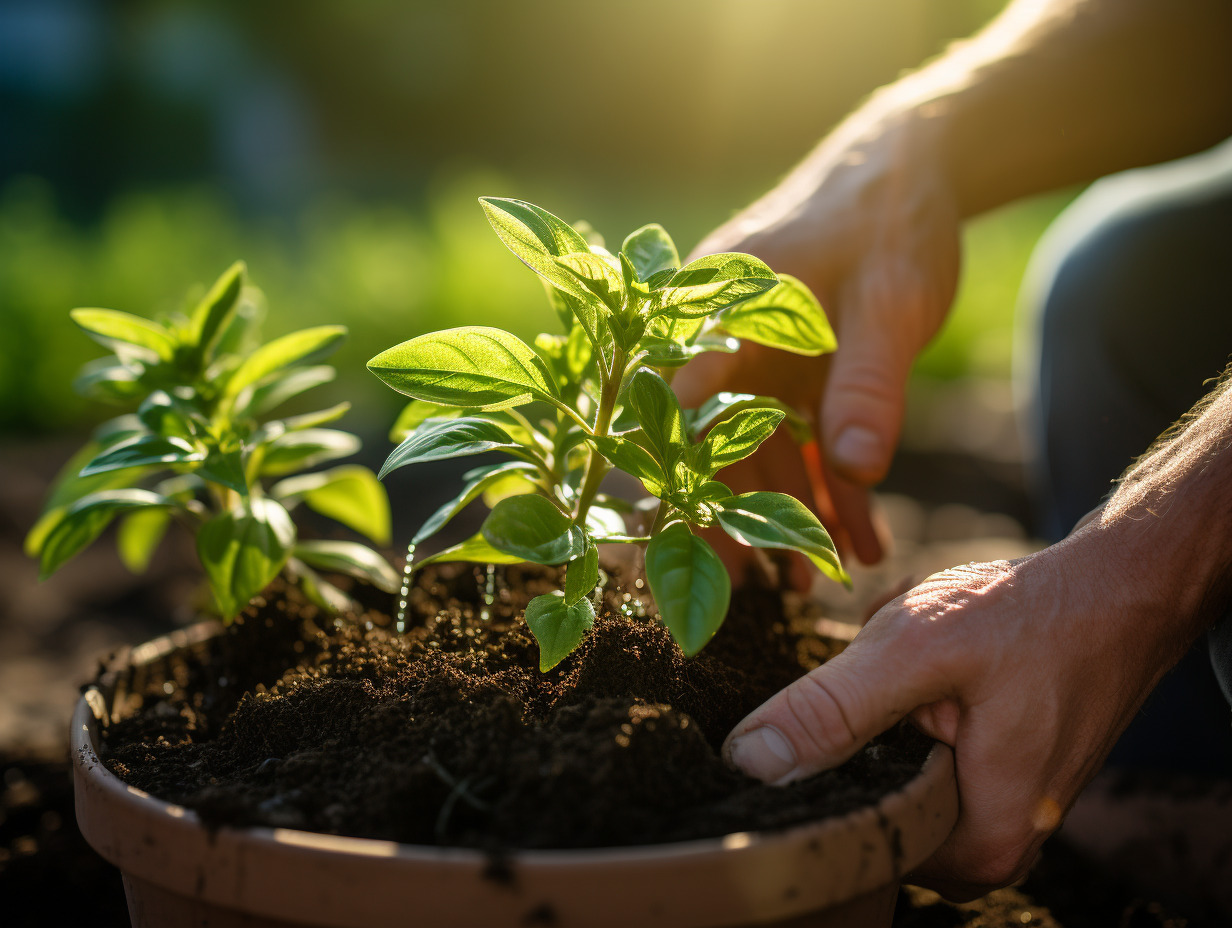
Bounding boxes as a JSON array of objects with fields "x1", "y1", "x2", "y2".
[
  {"x1": 1073, "y1": 373, "x2": 1232, "y2": 659},
  {"x1": 817, "y1": 0, "x2": 1232, "y2": 218}
]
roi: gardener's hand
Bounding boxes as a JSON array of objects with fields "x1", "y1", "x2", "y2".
[
  {"x1": 677, "y1": 110, "x2": 961, "y2": 567},
  {"x1": 720, "y1": 522, "x2": 1203, "y2": 900}
]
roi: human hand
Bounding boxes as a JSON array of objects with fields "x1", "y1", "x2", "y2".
[
  {"x1": 720, "y1": 526, "x2": 1194, "y2": 900},
  {"x1": 676, "y1": 111, "x2": 962, "y2": 567}
]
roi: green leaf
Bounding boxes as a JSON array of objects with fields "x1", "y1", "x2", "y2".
[
  {"x1": 585, "y1": 505, "x2": 627, "y2": 538},
  {"x1": 197, "y1": 498, "x2": 296, "y2": 620},
  {"x1": 378, "y1": 417, "x2": 521, "y2": 479},
  {"x1": 636, "y1": 333, "x2": 740, "y2": 368},
  {"x1": 714, "y1": 491, "x2": 847, "y2": 586},
  {"x1": 197, "y1": 445, "x2": 248, "y2": 495},
  {"x1": 245, "y1": 365, "x2": 336, "y2": 417},
  {"x1": 689, "y1": 392, "x2": 813, "y2": 444},
  {"x1": 621, "y1": 224, "x2": 679, "y2": 282},
  {"x1": 72, "y1": 358, "x2": 145, "y2": 404},
  {"x1": 117, "y1": 508, "x2": 172, "y2": 573},
  {"x1": 270, "y1": 465, "x2": 391, "y2": 546},
  {"x1": 564, "y1": 543, "x2": 600, "y2": 606},
  {"x1": 25, "y1": 442, "x2": 149, "y2": 557},
  {"x1": 478, "y1": 197, "x2": 596, "y2": 303},
  {"x1": 481, "y1": 494, "x2": 585, "y2": 565},
  {"x1": 291, "y1": 559, "x2": 357, "y2": 614},
  {"x1": 369, "y1": 327, "x2": 559, "y2": 410},
  {"x1": 70, "y1": 308, "x2": 177, "y2": 363},
  {"x1": 187, "y1": 261, "x2": 246, "y2": 366},
  {"x1": 589, "y1": 435, "x2": 667, "y2": 497},
  {"x1": 556, "y1": 252, "x2": 624, "y2": 311},
  {"x1": 276, "y1": 402, "x2": 352, "y2": 432},
  {"x1": 417, "y1": 531, "x2": 526, "y2": 568},
  {"x1": 137, "y1": 392, "x2": 199, "y2": 440},
  {"x1": 626, "y1": 368, "x2": 686, "y2": 470},
  {"x1": 544, "y1": 283, "x2": 608, "y2": 360},
  {"x1": 293, "y1": 540, "x2": 399, "y2": 594},
  {"x1": 523, "y1": 592, "x2": 595, "y2": 672},
  {"x1": 224, "y1": 325, "x2": 347, "y2": 403},
  {"x1": 79, "y1": 434, "x2": 205, "y2": 477},
  {"x1": 39, "y1": 489, "x2": 174, "y2": 580},
  {"x1": 259, "y1": 428, "x2": 361, "y2": 478},
  {"x1": 413, "y1": 461, "x2": 537, "y2": 545},
  {"x1": 655, "y1": 253, "x2": 778, "y2": 318},
  {"x1": 716, "y1": 274, "x2": 836, "y2": 356},
  {"x1": 644, "y1": 522, "x2": 731, "y2": 657},
  {"x1": 694, "y1": 407, "x2": 785, "y2": 477}
]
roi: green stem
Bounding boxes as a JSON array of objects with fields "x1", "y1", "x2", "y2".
[
  {"x1": 573, "y1": 346, "x2": 627, "y2": 526},
  {"x1": 648, "y1": 500, "x2": 671, "y2": 536}
]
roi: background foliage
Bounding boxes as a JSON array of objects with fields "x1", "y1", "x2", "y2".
[{"x1": 0, "y1": 0, "x2": 1069, "y2": 439}]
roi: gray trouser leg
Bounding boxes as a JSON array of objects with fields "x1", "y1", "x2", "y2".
[{"x1": 1017, "y1": 138, "x2": 1232, "y2": 772}]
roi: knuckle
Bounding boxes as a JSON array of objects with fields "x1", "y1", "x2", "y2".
[{"x1": 777, "y1": 671, "x2": 863, "y2": 764}]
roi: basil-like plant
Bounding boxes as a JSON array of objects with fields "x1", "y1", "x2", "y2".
[
  {"x1": 27, "y1": 262, "x2": 397, "y2": 619},
  {"x1": 369, "y1": 198, "x2": 847, "y2": 670}
]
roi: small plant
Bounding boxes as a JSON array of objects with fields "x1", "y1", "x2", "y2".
[
  {"x1": 369, "y1": 198, "x2": 846, "y2": 670},
  {"x1": 27, "y1": 262, "x2": 397, "y2": 618}
]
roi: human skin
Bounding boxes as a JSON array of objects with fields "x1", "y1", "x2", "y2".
[
  {"x1": 680, "y1": 0, "x2": 1232, "y2": 898},
  {"x1": 677, "y1": 0, "x2": 1232, "y2": 567},
  {"x1": 725, "y1": 379, "x2": 1232, "y2": 899}
]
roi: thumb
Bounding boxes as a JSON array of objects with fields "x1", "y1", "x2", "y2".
[
  {"x1": 721, "y1": 628, "x2": 947, "y2": 784},
  {"x1": 821, "y1": 266, "x2": 925, "y2": 485}
]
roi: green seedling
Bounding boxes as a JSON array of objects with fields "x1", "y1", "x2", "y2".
[
  {"x1": 370, "y1": 198, "x2": 847, "y2": 671},
  {"x1": 28, "y1": 262, "x2": 397, "y2": 619}
]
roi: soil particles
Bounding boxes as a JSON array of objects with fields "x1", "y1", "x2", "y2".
[{"x1": 100, "y1": 563, "x2": 933, "y2": 850}]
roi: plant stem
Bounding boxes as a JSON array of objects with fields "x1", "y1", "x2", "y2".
[
  {"x1": 573, "y1": 346, "x2": 626, "y2": 526},
  {"x1": 648, "y1": 500, "x2": 671, "y2": 536}
]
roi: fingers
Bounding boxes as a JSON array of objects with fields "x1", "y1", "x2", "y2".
[
  {"x1": 819, "y1": 268, "x2": 921, "y2": 486},
  {"x1": 722, "y1": 612, "x2": 954, "y2": 783}
]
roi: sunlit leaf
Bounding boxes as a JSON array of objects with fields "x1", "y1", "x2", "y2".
[
  {"x1": 368, "y1": 326, "x2": 559, "y2": 410},
  {"x1": 270, "y1": 465, "x2": 391, "y2": 546},
  {"x1": 197, "y1": 497, "x2": 296, "y2": 620},
  {"x1": 478, "y1": 197, "x2": 596, "y2": 304},
  {"x1": 70, "y1": 308, "x2": 177, "y2": 363},
  {"x1": 245, "y1": 365, "x2": 336, "y2": 416},
  {"x1": 589, "y1": 434, "x2": 667, "y2": 497},
  {"x1": 39, "y1": 489, "x2": 174, "y2": 580},
  {"x1": 293, "y1": 539, "x2": 399, "y2": 593},
  {"x1": 481, "y1": 494, "x2": 585, "y2": 565},
  {"x1": 117, "y1": 507, "x2": 172, "y2": 573},
  {"x1": 79, "y1": 434, "x2": 204, "y2": 477},
  {"x1": 714, "y1": 491, "x2": 847, "y2": 586},
  {"x1": 524, "y1": 591, "x2": 595, "y2": 672},
  {"x1": 378, "y1": 417, "x2": 521, "y2": 479},
  {"x1": 694, "y1": 407, "x2": 785, "y2": 477},
  {"x1": 715, "y1": 274, "x2": 836, "y2": 356},
  {"x1": 413, "y1": 460, "x2": 537, "y2": 545},
  {"x1": 621, "y1": 224, "x2": 679, "y2": 282},
  {"x1": 625, "y1": 368, "x2": 686, "y2": 470},
  {"x1": 654, "y1": 253, "x2": 777, "y2": 318},
  {"x1": 187, "y1": 261, "x2": 246, "y2": 367},
  {"x1": 224, "y1": 325, "x2": 347, "y2": 402},
  {"x1": 564, "y1": 543, "x2": 600, "y2": 606},
  {"x1": 416, "y1": 531, "x2": 525, "y2": 568},
  {"x1": 259, "y1": 428, "x2": 360, "y2": 478}
]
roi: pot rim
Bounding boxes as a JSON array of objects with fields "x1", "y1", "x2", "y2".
[{"x1": 73, "y1": 622, "x2": 958, "y2": 928}]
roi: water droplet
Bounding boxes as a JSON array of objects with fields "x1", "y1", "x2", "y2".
[
  {"x1": 634, "y1": 578, "x2": 644, "y2": 590},
  {"x1": 396, "y1": 542, "x2": 417, "y2": 633},
  {"x1": 162, "y1": 681, "x2": 174, "y2": 695},
  {"x1": 480, "y1": 563, "x2": 496, "y2": 621}
]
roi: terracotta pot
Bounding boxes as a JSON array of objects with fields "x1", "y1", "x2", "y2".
[{"x1": 72, "y1": 625, "x2": 958, "y2": 928}]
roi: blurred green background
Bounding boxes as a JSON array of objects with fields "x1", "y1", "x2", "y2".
[{"x1": 0, "y1": 0, "x2": 1070, "y2": 440}]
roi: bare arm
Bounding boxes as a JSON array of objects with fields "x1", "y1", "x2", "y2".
[{"x1": 678, "y1": 0, "x2": 1232, "y2": 553}]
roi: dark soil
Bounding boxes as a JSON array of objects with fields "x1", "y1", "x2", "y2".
[{"x1": 98, "y1": 564, "x2": 932, "y2": 849}]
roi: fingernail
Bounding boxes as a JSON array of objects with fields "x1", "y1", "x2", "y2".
[
  {"x1": 833, "y1": 425, "x2": 883, "y2": 474},
  {"x1": 727, "y1": 725, "x2": 798, "y2": 784}
]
